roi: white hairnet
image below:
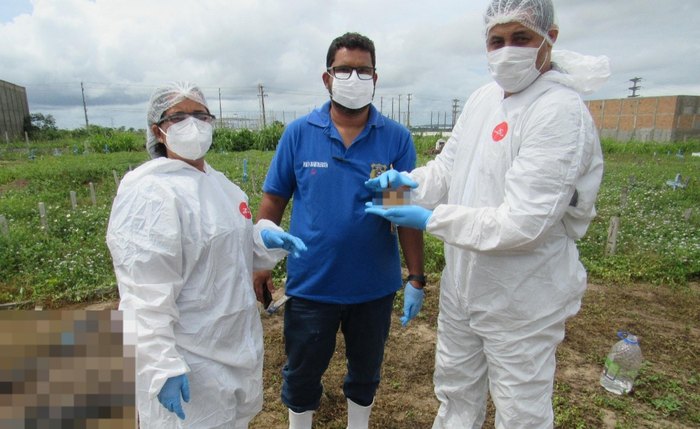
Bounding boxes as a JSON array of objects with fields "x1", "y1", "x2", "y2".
[
  {"x1": 550, "y1": 50, "x2": 611, "y2": 95},
  {"x1": 484, "y1": 0, "x2": 557, "y2": 45},
  {"x1": 146, "y1": 82, "x2": 209, "y2": 158}
]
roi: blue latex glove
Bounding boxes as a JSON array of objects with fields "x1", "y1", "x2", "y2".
[
  {"x1": 364, "y1": 169, "x2": 418, "y2": 190},
  {"x1": 157, "y1": 374, "x2": 190, "y2": 420},
  {"x1": 364, "y1": 202, "x2": 432, "y2": 230},
  {"x1": 261, "y1": 229, "x2": 307, "y2": 258},
  {"x1": 401, "y1": 282, "x2": 425, "y2": 327}
]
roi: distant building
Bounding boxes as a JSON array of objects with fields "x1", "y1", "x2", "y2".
[
  {"x1": 585, "y1": 95, "x2": 700, "y2": 143},
  {"x1": 0, "y1": 79, "x2": 30, "y2": 141}
]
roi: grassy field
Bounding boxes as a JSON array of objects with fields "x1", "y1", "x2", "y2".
[
  {"x1": 0, "y1": 135, "x2": 699, "y2": 427},
  {"x1": 1, "y1": 136, "x2": 697, "y2": 305}
]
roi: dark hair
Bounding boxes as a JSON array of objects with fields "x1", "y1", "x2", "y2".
[
  {"x1": 152, "y1": 142, "x2": 167, "y2": 158},
  {"x1": 326, "y1": 32, "x2": 376, "y2": 68}
]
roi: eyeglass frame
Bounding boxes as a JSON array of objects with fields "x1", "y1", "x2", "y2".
[
  {"x1": 157, "y1": 111, "x2": 216, "y2": 126},
  {"x1": 326, "y1": 66, "x2": 376, "y2": 81}
]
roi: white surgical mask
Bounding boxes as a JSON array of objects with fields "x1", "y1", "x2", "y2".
[
  {"x1": 159, "y1": 116, "x2": 213, "y2": 160},
  {"x1": 487, "y1": 39, "x2": 548, "y2": 94},
  {"x1": 330, "y1": 72, "x2": 375, "y2": 109}
]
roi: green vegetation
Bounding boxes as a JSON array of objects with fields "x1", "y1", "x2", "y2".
[
  {"x1": 1, "y1": 130, "x2": 699, "y2": 428},
  {"x1": 0, "y1": 132, "x2": 698, "y2": 306},
  {"x1": 581, "y1": 140, "x2": 699, "y2": 286},
  {"x1": 214, "y1": 121, "x2": 285, "y2": 152},
  {"x1": 586, "y1": 362, "x2": 700, "y2": 427},
  {"x1": 412, "y1": 135, "x2": 700, "y2": 287},
  {"x1": 553, "y1": 382, "x2": 590, "y2": 428}
]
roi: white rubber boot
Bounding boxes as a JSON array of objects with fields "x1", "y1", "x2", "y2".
[
  {"x1": 347, "y1": 398, "x2": 373, "y2": 429},
  {"x1": 288, "y1": 409, "x2": 313, "y2": 429}
]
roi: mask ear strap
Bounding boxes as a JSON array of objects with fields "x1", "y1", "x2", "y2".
[
  {"x1": 157, "y1": 126, "x2": 168, "y2": 143},
  {"x1": 536, "y1": 38, "x2": 549, "y2": 73},
  {"x1": 537, "y1": 51, "x2": 549, "y2": 73}
]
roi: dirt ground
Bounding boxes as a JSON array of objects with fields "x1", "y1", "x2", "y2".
[
  {"x1": 80, "y1": 280, "x2": 699, "y2": 428},
  {"x1": 248, "y1": 281, "x2": 700, "y2": 429}
]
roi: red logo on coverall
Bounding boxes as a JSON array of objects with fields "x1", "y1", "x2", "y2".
[
  {"x1": 239, "y1": 202, "x2": 252, "y2": 219},
  {"x1": 492, "y1": 121, "x2": 508, "y2": 142}
]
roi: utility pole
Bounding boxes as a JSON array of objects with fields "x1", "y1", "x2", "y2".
[
  {"x1": 451, "y1": 99, "x2": 460, "y2": 128},
  {"x1": 80, "y1": 82, "x2": 89, "y2": 129},
  {"x1": 218, "y1": 88, "x2": 223, "y2": 128},
  {"x1": 258, "y1": 84, "x2": 267, "y2": 128},
  {"x1": 380, "y1": 96, "x2": 383, "y2": 115},
  {"x1": 406, "y1": 93, "x2": 412, "y2": 128},
  {"x1": 398, "y1": 94, "x2": 402, "y2": 125},
  {"x1": 628, "y1": 77, "x2": 642, "y2": 98},
  {"x1": 391, "y1": 98, "x2": 394, "y2": 120}
]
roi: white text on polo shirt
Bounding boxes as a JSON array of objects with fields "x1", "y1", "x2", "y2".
[{"x1": 302, "y1": 161, "x2": 329, "y2": 168}]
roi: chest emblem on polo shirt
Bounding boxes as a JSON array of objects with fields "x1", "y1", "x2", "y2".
[
  {"x1": 303, "y1": 160, "x2": 328, "y2": 176},
  {"x1": 302, "y1": 161, "x2": 329, "y2": 168},
  {"x1": 239, "y1": 202, "x2": 252, "y2": 219},
  {"x1": 369, "y1": 163, "x2": 388, "y2": 179},
  {"x1": 492, "y1": 121, "x2": 508, "y2": 142}
]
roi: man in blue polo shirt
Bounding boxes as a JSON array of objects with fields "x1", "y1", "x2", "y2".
[{"x1": 254, "y1": 32, "x2": 425, "y2": 429}]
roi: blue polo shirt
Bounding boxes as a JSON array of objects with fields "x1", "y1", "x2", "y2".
[{"x1": 263, "y1": 101, "x2": 416, "y2": 304}]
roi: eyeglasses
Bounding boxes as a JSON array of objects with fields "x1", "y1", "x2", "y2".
[
  {"x1": 157, "y1": 111, "x2": 216, "y2": 125},
  {"x1": 327, "y1": 66, "x2": 375, "y2": 80}
]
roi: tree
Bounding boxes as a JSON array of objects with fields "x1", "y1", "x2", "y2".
[{"x1": 24, "y1": 113, "x2": 59, "y2": 139}]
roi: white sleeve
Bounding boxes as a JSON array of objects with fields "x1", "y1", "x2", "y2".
[
  {"x1": 106, "y1": 183, "x2": 189, "y2": 398},
  {"x1": 252, "y1": 219, "x2": 289, "y2": 271},
  {"x1": 426, "y1": 92, "x2": 596, "y2": 252}
]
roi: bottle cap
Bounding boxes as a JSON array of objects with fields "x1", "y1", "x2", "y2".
[{"x1": 617, "y1": 330, "x2": 639, "y2": 345}]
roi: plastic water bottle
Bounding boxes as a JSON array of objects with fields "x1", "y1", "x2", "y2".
[{"x1": 600, "y1": 331, "x2": 643, "y2": 395}]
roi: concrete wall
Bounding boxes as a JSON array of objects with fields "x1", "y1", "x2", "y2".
[
  {"x1": 585, "y1": 95, "x2": 700, "y2": 142},
  {"x1": 0, "y1": 79, "x2": 29, "y2": 141},
  {"x1": 674, "y1": 96, "x2": 700, "y2": 142}
]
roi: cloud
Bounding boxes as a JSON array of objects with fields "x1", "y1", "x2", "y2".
[{"x1": 1, "y1": 0, "x2": 698, "y2": 129}]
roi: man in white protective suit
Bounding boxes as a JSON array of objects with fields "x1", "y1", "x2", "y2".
[
  {"x1": 106, "y1": 82, "x2": 306, "y2": 428},
  {"x1": 364, "y1": 0, "x2": 610, "y2": 427}
]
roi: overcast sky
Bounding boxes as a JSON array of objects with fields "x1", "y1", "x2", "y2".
[{"x1": 1, "y1": 0, "x2": 699, "y2": 130}]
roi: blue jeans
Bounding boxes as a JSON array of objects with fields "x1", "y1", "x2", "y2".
[{"x1": 281, "y1": 293, "x2": 395, "y2": 413}]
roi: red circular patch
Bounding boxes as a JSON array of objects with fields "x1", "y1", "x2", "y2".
[
  {"x1": 492, "y1": 121, "x2": 508, "y2": 142},
  {"x1": 239, "y1": 202, "x2": 252, "y2": 219}
]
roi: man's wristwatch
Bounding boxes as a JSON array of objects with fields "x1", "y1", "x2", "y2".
[{"x1": 406, "y1": 274, "x2": 427, "y2": 288}]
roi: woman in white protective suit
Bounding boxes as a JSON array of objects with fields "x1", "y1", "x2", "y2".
[
  {"x1": 106, "y1": 82, "x2": 306, "y2": 428},
  {"x1": 364, "y1": 0, "x2": 610, "y2": 427}
]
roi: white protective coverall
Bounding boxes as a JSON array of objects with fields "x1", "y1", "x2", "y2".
[
  {"x1": 107, "y1": 157, "x2": 287, "y2": 428},
  {"x1": 409, "y1": 51, "x2": 608, "y2": 428}
]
